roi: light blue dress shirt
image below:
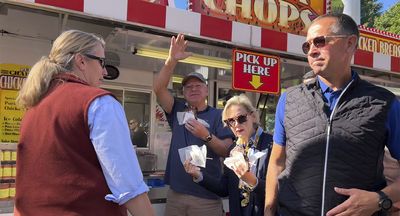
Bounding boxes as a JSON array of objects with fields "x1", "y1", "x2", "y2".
[{"x1": 87, "y1": 95, "x2": 149, "y2": 205}]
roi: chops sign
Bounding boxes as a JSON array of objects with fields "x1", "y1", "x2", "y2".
[
  {"x1": 232, "y1": 50, "x2": 280, "y2": 94},
  {"x1": 190, "y1": 0, "x2": 325, "y2": 35}
]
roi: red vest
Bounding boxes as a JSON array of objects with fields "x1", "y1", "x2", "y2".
[{"x1": 15, "y1": 74, "x2": 127, "y2": 216}]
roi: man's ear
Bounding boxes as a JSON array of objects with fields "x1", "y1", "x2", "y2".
[{"x1": 347, "y1": 35, "x2": 358, "y2": 52}]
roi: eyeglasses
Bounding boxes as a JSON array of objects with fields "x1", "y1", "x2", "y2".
[
  {"x1": 84, "y1": 54, "x2": 106, "y2": 68},
  {"x1": 301, "y1": 35, "x2": 349, "y2": 54},
  {"x1": 224, "y1": 112, "x2": 252, "y2": 127}
]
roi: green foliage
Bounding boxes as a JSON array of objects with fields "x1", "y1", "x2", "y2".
[
  {"x1": 331, "y1": 0, "x2": 344, "y2": 14},
  {"x1": 330, "y1": 0, "x2": 381, "y2": 27},
  {"x1": 328, "y1": 0, "x2": 399, "y2": 35},
  {"x1": 374, "y1": 3, "x2": 400, "y2": 34},
  {"x1": 361, "y1": 0, "x2": 382, "y2": 27}
]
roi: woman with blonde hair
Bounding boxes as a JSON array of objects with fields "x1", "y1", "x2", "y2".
[
  {"x1": 15, "y1": 30, "x2": 154, "y2": 216},
  {"x1": 184, "y1": 94, "x2": 273, "y2": 216}
]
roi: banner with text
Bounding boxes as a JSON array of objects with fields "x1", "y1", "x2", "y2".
[
  {"x1": 0, "y1": 64, "x2": 29, "y2": 144},
  {"x1": 190, "y1": 0, "x2": 327, "y2": 35},
  {"x1": 358, "y1": 29, "x2": 400, "y2": 58},
  {"x1": 232, "y1": 50, "x2": 280, "y2": 94}
]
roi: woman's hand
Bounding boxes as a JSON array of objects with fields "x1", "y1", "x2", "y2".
[
  {"x1": 232, "y1": 160, "x2": 249, "y2": 178},
  {"x1": 184, "y1": 159, "x2": 201, "y2": 179},
  {"x1": 231, "y1": 159, "x2": 258, "y2": 187}
]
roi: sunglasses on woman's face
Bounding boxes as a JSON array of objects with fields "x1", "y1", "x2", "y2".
[
  {"x1": 301, "y1": 35, "x2": 349, "y2": 55},
  {"x1": 224, "y1": 112, "x2": 252, "y2": 127},
  {"x1": 84, "y1": 54, "x2": 106, "y2": 68}
]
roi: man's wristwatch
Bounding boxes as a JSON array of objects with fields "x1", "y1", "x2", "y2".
[
  {"x1": 204, "y1": 133, "x2": 212, "y2": 143},
  {"x1": 377, "y1": 190, "x2": 392, "y2": 211}
]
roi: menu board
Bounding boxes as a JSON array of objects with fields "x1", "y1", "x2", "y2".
[{"x1": 0, "y1": 64, "x2": 30, "y2": 144}]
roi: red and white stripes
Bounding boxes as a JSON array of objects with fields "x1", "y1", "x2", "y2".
[
  {"x1": 9, "y1": 0, "x2": 400, "y2": 73},
  {"x1": 359, "y1": 25, "x2": 400, "y2": 41}
]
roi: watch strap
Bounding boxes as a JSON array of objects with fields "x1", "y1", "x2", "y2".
[{"x1": 377, "y1": 190, "x2": 388, "y2": 199}]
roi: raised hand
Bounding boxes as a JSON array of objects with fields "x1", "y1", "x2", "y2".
[{"x1": 168, "y1": 34, "x2": 192, "y2": 62}]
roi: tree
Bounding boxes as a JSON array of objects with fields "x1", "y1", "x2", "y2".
[
  {"x1": 360, "y1": 0, "x2": 382, "y2": 27},
  {"x1": 330, "y1": 0, "x2": 382, "y2": 28},
  {"x1": 331, "y1": 0, "x2": 344, "y2": 14},
  {"x1": 374, "y1": 3, "x2": 400, "y2": 34}
]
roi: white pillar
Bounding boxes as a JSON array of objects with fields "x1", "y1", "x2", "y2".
[{"x1": 342, "y1": 0, "x2": 361, "y2": 25}]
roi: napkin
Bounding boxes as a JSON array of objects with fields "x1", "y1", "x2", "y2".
[{"x1": 178, "y1": 145, "x2": 207, "y2": 168}]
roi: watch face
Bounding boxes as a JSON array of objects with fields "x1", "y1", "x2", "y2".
[
  {"x1": 381, "y1": 199, "x2": 393, "y2": 210},
  {"x1": 378, "y1": 191, "x2": 393, "y2": 211}
]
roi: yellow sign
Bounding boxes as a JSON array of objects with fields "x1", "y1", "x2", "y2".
[
  {"x1": 0, "y1": 64, "x2": 30, "y2": 144},
  {"x1": 191, "y1": 0, "x2": 326, "y2": 35},
  {"x1": 358, "y1": 31, "x2": 400, "y2": 57}
]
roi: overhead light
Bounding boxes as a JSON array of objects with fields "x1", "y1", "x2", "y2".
[
  {"x1": 131, "y1": 45, "x2": 232, "y2": 70},
  {"x1": 172, "y1": 76, "x2": 183, "y2": 83}
]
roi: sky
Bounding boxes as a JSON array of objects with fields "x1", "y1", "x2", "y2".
[
  {"x1": 171, "y1": 0, "x2": 187, "y2": 9},
  {"x1": 378, "y1": 0, "x2": 399, "y2": 12}
]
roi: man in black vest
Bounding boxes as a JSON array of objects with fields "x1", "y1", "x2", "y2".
[{"x1": 265, "y1": 14, "x2": 400, "y2": 216}]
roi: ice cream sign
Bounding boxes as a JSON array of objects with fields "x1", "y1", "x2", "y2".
[{"x1": 232, "y1": 50, "x2": 280, "y2": 94}]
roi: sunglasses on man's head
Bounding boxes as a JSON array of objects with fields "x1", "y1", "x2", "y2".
[
  {"x1": 224, "y1": 112, "x2": 252, "y2": 127},
  {"x1": 301, "y1": 35, "x2": 349, "y2": 55},
  {"x1": 84, "y1": 54, "x2": 106, "y2": 68}
]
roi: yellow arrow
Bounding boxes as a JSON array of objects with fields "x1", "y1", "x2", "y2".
[{"x1": 249, "y1": 75, "x2": 263, "y2": 89}]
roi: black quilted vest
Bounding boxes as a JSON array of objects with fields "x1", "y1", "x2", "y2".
[{"x1": 278, "y1": 74, "x2": 395, "y2": 216}]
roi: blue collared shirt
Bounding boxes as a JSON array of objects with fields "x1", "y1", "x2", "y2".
[
  {"x1": 165, "y1": 99, "x2": 234, "y2": 199},
  {"x1": 273, "y1": 75, "x2": 400, "y2": 160},
  {"x1": 88, "y1": 95, "x2": 149, "y2": 205}
]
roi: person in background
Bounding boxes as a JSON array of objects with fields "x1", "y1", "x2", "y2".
[
  {"x1": 153, "y1": 34, "x2": 234, "y2": 216},
  {"x1": 265, "y1": 14, "x2": 400, "y2": 216},
  {"x1": 15, "y1": 30, "x2": 154, "y2": 216},
  {"x1": 184, "y1": 94, "x2": 273, "y2": 216},
  {"x1": 129, "y1": 117, "x2": 148, "y2": 148}
]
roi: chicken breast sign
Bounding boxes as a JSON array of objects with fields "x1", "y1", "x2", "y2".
[{"x1": 232, "y1": 50, "x2": 280, "y2": 94}]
